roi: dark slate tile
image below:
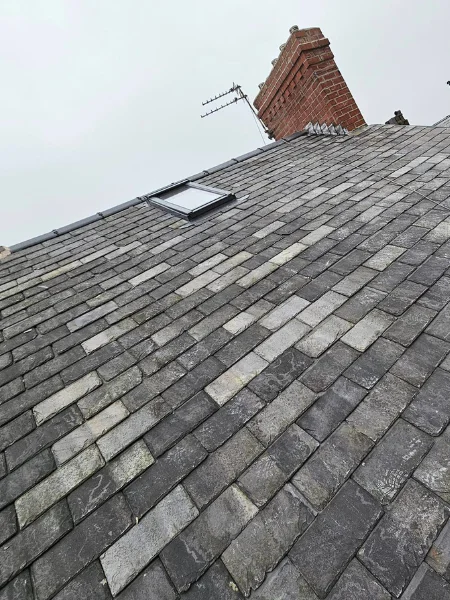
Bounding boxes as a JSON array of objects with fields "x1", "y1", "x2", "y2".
[
  {"x1": 383, "y1": 304, "x2": 437, "y2": 346},
  {"x1": 246, "y1": 558, "x2": 317, "y2": 600},
  {"x1": 180, "y1": 560, "x2": 243, "y2": 600},
  {"x1": 359, "y1": 480, "x2": 449, "y2": 597},
  {"x1": 327, "y1": 559, "x2": 391, "y2": 600},
  {"x1": 409, "y1": 256, "x2": 449, "y2": 286},
  {"x1": 0, "y1": 571, "x2": 34, "y2": 600},
  {"x1": 177, "y1": 328, "x2": 232, "y2": 371},
  {"x1": 418, "y1": 276, "x2": 450, "y2": 311},
  {"x1": 298, "y1": 376, "x2": 366, "y2": 442},
  {"x1": 116, "y1": 560, "x2": 176, "y2": 600},
  {"x1": 125, "y1": 435, "x2": 207, "y2": 518},
  {"x1": 344, "y1": 337, "x2": 404, "y2": 389},
  {"x1": 290, "y1": 480, "x2": 382, "y2": 598},
  {"x1": 370, "y1": 262, "x2": 415, "y2": 293},
  {"x1": 353, "y1": 418, "x2": 433, "y2": 504},
  {"x1": 427, "y1": 303, "x2": 450, "y2": 341},
  {"x1": 0, "y1": 505, "x2": 17, "y2": 545},
  {"x1": 403, "y1": 368, "x2": 450, "y2": 435},
  {"x1": 162, "y1": 357, "x2": 226, "y2": 408},
  {"x1": 248, "y1": 348, "x2": 313, "y2": 401},
  {"x1": 215, "y1": 324, "x2": 270, "y2": 368},
  {"x1": 378, "y1": 280, "x2": 427, "y2": 315},
  {"x1": 193, "y1": 389, "x2": 264, "y2": 452},
  {"x1": 0, "y1": 411, "x2": 35, "y2": 453},
  {"x1": 335, "y1": 286, "x2": 386, "y2": 323},
  {"x1": 31, "y1": 494, "x2": 133, "y2": 600},
  {"x1": 390, "y1": 334, "x2": 450, "y2": 387},
  {"x1": 300, "y1": 342, "x2": 360, "y2": 393},
  {"x1": 53, "y1": 562, "x2": 112, "y2": 600},
  {"x1": 144, "y1": 391, "x2": 217, "y2": 456},
  {"x1": 67, "y1": 467, "x2": 118, "y2": 523},
  {"x1": 401, "y1": 564, "x2": 450, "y2": 600}
]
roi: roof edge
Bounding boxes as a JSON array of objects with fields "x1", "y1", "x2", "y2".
[{"x1": 7, "y1": 131, "x2": 310, "y2": 255}]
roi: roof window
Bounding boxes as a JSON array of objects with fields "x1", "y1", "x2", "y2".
[{"x1": 147, "y1": 182, "x2": 234, "y2": 220}]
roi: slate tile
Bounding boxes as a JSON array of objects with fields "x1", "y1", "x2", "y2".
[
  {"x1": 427, "y1": 518, "x2": 450, "y2": 581},
  {"x1": 418, "y1": 276, "x2": 450, "y2": 311},
  {"x1": 144, "y1": 391, "x2": 217, "y2": 456},
  {"x1": 427, "y1": 303, "x2": 450, "y2": 341},
  {"x1": 125, "y1": 435, "x2": 207, "y2": 518},
  {"x1": 353, "y1": 419, "x2": 433, "y2": 504},
  {"x1": 298, "y1": 376, "x2": 366, "y2": 442},
  {"x1": 222, "y1": 485, "x2": 314, "y2": 596},
  {"x1": 0, "y1": 505, "x2": 17, "y2": 545},
  {"x1": 290, "y1": 480, "x2": 382, "y2": 597},
  {"x1": 370, "y1": 262, "x2": 415, "y2": 293},
  {"x1": 327, "y1": 559, "x2": 391, "y2": 600},
  {"x1": 5, "y1": 405, "x2": 82, "y2": 471},
  {"x1": 215, "y1": 324, "x2": 270, "y2": 367},
  {"x1": 409, "y1": 256, "x2": 448, "y2": 286},
  {"x1": 248, "y1": 347, "x2": 313, "y2": 401},
  {"x1": 403, "y1": 368, "x2": 450, "y2": 435},
  {"x1": 161, "y1": 357, "x2": 226, "y2": 408},
  {"x1": 300, "y1": 342, "x2": 359, "y2": 392},
  {"x1": 0, "y1": 501, "x2": 72, "y2": 588},
  {"x1": 414, "y1": 425, "x2": 450, "y2": 502},
  {"x1": 390, "y1": 333, "x2": 450, "y2": 387},
  {"x1": 194, "y1": 389, "x2": 264, "y2": 452},
  {"x1": 292, "y1": 422, "x2": 373, "y2": 510},
  {"x1": 0, "y1": 449, "x2": 55, "y2": 510},
  {"x1": 248, "y1": 558, "x2": 318, "y2": 600},
  {"x1": 401, "y1": 564, "x2": 450, "y2": 600},
  {"x1": 0, "y1": 411, "x2": 35, "y2": 453},
  {"x1": 160, "y1": 485, "x2": 257, "y2": 592},
  {"x1": 177, "y1": 328, "x2": 232, "y2": 370},
  {"x1": 180, "y1": 560, "x2": 244, "y2": 600},
  {"x1": 344, "y1": 337, "x2": 404, "y2": 389},
  {"x1": 32, "y1": 494, "x2": 133, "y2": 600},
  {"x1": 378, "y1": 280, "x2": 427, "y2": 315},
  {"x1": 52, "y1": 562, "x2": 112, "y2": 600},
  {"x1": 383, "y1": 304, "x2": 437, "y2": 346},
  {"x1": 116, "y1": 560, "x2": 176, "y2": 600},
  {"x1": 184, "y1": 428, "x2": 263, "y2": 509},
  {"x1": 359, "y1": 480, "x2": 449, "y2": 597},
  {"x1": 0, "y1": 571, "x2": 34, "y2": 600},
  {"x1": 335, "y1": 286, "x2": 386, "y2": 323}
]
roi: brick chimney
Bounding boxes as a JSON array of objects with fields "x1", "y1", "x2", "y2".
[{"x1": 254, "y1": 26, "x2": 365, "y2": 140}]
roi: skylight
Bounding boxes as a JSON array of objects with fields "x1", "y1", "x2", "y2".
[{"x1": 147, "y1": 182, "x2": 234, "y2": 220}]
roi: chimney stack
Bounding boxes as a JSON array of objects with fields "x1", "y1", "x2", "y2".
[{"x1": 254, "y1": 27, "x2": 365, "y2": 140}]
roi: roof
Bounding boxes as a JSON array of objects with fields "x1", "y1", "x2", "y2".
[
  {"x1": 435, "y1": 114, "x2": 450, "y2": 127},
  {"x1": 2, "y1": 123, "x2": 450, "y2": 599}
]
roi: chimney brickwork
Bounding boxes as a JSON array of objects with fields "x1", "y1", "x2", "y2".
[{"x1": 254, "y1": 27, "x2": 365, "y2": 140}]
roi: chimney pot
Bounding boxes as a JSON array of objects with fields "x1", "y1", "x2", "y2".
[{"x1": 254, "y1": 26, "x2": 366, "y2": 140}]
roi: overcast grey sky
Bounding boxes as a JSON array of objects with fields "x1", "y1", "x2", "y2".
[{"x1": 1, "y1": 0, "x2": 449, "y2": 246}]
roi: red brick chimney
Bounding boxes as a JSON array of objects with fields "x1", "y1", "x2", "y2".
[{"x1": 254, "y1": 26, "x2": 365, "y2": 140}]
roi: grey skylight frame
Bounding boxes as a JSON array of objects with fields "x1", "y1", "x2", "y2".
[{"x1": 147, "y1": 181, "x2": 235, "y2": 220}]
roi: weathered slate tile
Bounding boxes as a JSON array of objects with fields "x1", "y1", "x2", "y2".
[
  {"x1": 296, "y1": 315, "x2": 352, "y2": 358},
  {"x1": 205, "y1": 352, "x2": 268, "y2": 406},
  {"x1": 248, "y1": 380, "x2": 316, "y2": 446},
  {"x1": 162, "y1": 357, "x2": 225, "y2": 408},
  {"x1": 0, "y1": 505, "x2": 17, "y2": 545},
  {"x1": 298, "y1": 377, "x2": 366, "y2": 442},
  {"x1": 427, "y1": 518, "x2": 450, "y2": 581},
  {"x1": 297, "y1": 291, "x2": 347, "y2": 327},
  {"x1": 52, "y1": 562, "x2": 112, "y2": 600},
  {"x1": 0, "y1": 571, "x2": 34, "y2": 600},
  {"x1": 414, "y1": 426, "x2": 450, "y2": 502},
  {"x1": 290, "y1": 481, "x2": 382, "y2": 597},
  {"x1": 15, "y1": 445, "x2": 103, "y2": 527},
  {"x1": 124, "y1": 435, "x2": 207, "y2": 518},
  {"x1": 0, "y1": 449, "x2": 55, "y2": 510},
  {"x1": 100, "y1": 486, "x2": 198, "y2": 596},
  {"x1": 161, "y1": 485, "x2": 257, "y2": 591},
  {"x1": 249, "y1": 558, "x2": 318, "y2": 600},
  {"x1": 390, "y1": 333, "x2": 450, "y2": 387},
  {"x1": 222, "y1": 485, "x2": 314, "y2": 596},
  {"x1": 193, "y1": 389, "x2": 264, "y2": 452},
  {"x1": 403, "y1": 368, "x2": 450, "y2": 435},
  {"x1": 0, "y1": 411, "x2": 35, "y2": 453},
  {"x1": 184, "y1": 428, "x2": 263, "y2": 509},
  {"x1": 292, "y1": 422, "x2": 373, "y2": 510},
  {"x1": 408, "y1": 255, "x2": 448, "y2": 286},
  {"x1": 0, "y1": 501, "x2": 72, "y2": 588},
  {"x1": 341, "y1": 309, "x2": 394, "y2": 351},
  {"x1": 359, "y1": 480, "x2": 449, "y2": 597},
  {"x1": 97, "y1": 396, "x2": 169, "y2": 460},
  {"x1": 344, "y1": 337, "x2": 404, "y2": 389},
  {"x1": 248, "y1": 348, "x2": 313, "y2": 401},
  {"x1": 116, "y1": 560, "x2": 176, "y2": 600},
  {"x1": 353, "y1": 419, "x2": 433, "y2": 504},
  {"x1": 145, "y1": 391, "x2": 217, "y2": 456},
  {"x1": 33, "y1": 372, "x2": 102, "y2": 425},
  {"x1": 347, "y1": 372, "x2": 417, "y2": 441},
  {"x1": 401, "y1": 564, "x2": 450, "y2": 600},
  {"x1": 180, "y1": 560, "x2": 244, "y2": 600},
  {"x1": 300, "y1": 341, "x2": 359, "y2": 393},
  {"x1": 383, "y1": 304, "x2": 437, "y2": 346},
  {"x1": 259, "y1": 295, "x2": 309, "y2": 330},
  {"x1": 254, "y1": 319, "x2": 310, "y2": 362},
  {"x1": 32, "y1": 494, "x2": 133, "y2": 600},
  {"x1": 327, "y1": 559, "x2": 391, "y2": 600},
  {"x1": 77, "y1": 366, "x2": 142, "y2": 418},
  {"x1": 335, "y1": 287, "x2": 386, "y2": 324}
]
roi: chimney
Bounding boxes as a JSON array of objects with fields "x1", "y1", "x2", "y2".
[{"x1": 254, "y1": 27, "x2": 365, "y2": 140}]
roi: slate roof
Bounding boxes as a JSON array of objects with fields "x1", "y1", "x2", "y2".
[{"x1": 2, "y1": 123, "x2": 450, "y2": 599}]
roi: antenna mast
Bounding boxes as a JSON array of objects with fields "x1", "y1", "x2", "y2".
[{"x1": 201, "y1": 83, "x2": 271, "y2": 141}]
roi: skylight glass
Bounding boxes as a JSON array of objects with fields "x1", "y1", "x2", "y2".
[{"x1": 148, "y1": 182, "x2": 234, "y2": 220}]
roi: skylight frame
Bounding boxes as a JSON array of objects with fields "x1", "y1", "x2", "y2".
[{"x1": 147, "y1": 181, "x2": 235, "y2": 220}]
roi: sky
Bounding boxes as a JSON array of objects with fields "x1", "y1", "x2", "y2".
[{"x1": 1, "y1": 0, "x2": 450, "y2": 246}]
